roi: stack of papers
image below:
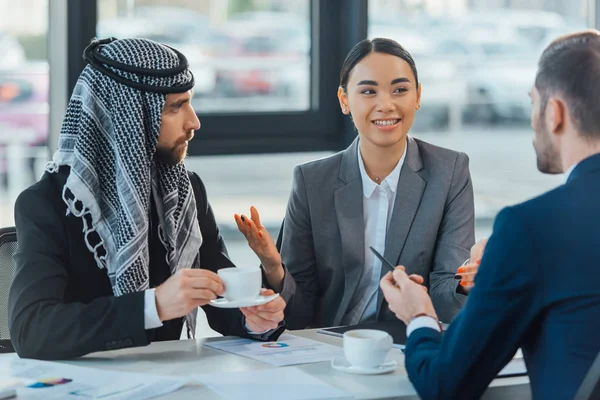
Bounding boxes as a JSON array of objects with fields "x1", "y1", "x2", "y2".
[{"x1": 204, "y1": 333, "x2": 343, "y2": 367}]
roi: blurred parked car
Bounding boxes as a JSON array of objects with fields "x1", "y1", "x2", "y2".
[
  {"x1": 429, "y1": 9, "x2": 567, "y2": 49},
  {"x1": 212, "y1": 32, "x2": 307, "y2": 98},
  {"x1": 211, "y1": 11, "x2": 310, "y2": 99},
  {"x1": 433, "y1": 29, "x2": 535, "y2": 123},
  {"x1": 0, "y1": 61, "x2": 49, "y2": 186}
]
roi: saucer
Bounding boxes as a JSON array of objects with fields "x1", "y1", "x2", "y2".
[
  {"x1": 208, "y1": 293, "x2": 280, "y2": 308},
  {"x1": 331, "y1": 355, "x2": 398, "y2": 375}
]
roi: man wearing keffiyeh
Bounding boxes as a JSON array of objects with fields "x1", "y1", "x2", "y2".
[{"x1": 7, "y1": 38, "x2": 286, "y2": 360}]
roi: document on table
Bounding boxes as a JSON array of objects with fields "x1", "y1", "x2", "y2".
[
  {"x1": 204, "y1": 334, "x2": 343, "y2": 367},
  {"x1": 193, "y1": 366, "x2": 352, "y2": 400},
  {"x1": 0, "y1": 357, "x2": 187, "y2": 399}
]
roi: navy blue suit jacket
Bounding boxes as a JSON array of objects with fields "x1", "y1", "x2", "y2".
[{"x1": 405, "y1": 153, "x2": 600, "y2": 400}]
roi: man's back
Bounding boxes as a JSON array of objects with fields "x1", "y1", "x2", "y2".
[
  {"x1": 404, "y1": 154, "x2": 600, "y2": 399},
  {"x1": 517, "y1": 154, "x2": 600, "y2": 396}
]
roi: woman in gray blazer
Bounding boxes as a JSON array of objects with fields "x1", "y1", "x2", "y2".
[{"x1": 236, "y1": 38, "x2": 480, "y2": 329}]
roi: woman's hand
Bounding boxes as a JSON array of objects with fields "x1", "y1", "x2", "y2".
[
  {"x1": 234, "y1": 206, "x2": 284, "y2": 288},
  {"x1": 455, "y1": 238, "x2": 488, "y2": 294}
]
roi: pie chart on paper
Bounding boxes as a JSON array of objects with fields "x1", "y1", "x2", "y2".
[{"x1": 262, "y1": 342, "x2": 289, "y2": 348}]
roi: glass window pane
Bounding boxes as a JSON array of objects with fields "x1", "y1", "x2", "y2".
[
  {"x1": 97, "y1": 0, "x2": 311, "y2": 113},
  {"x1": 368, "y1": 0, "x2": 590, "y2": 237},
  {"x1": 0, "y1": 0, "x2": 49, "y2": 226}
]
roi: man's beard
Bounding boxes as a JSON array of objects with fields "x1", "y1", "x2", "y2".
[
  {"x1": 154, "y1": 131, "x2": 193, "y2": 165},
  {"x1": 534, "y1": 116, "x2": 562, "y2": 174},
  {"x1": 155, "y1": 139, "x2": 189, "y2": 165}
]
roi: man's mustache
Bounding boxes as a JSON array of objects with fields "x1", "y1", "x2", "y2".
[{"x1": 176, "y1": 131, "x2": 195, "y2": 145}]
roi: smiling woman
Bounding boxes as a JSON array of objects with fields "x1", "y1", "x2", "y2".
[
  {"x1": 337, "y1": 38, "x2": 421, "y2": 182},
  {"x1": 235, "y1": 37, "x2": 477, "y2": 329}
]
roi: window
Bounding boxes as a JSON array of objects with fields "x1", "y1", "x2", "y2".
[
  {"x1": 368, "y1": 0, "x2": 592, "y2": 237},
  {"x1": 0, "y1": 0, "x2": 48, "y2": 226},
  {"x1": 97, "y1": 0, "x2": 311, "y2": 114}
]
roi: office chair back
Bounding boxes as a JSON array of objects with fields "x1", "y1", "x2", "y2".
[{"x1": 0, "y1": 227, "x2": 17, "y2": 340}]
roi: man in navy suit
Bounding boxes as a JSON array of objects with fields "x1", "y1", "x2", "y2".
[{"x1": 380, "y1": 29, "x2": 600, "y2": 400}]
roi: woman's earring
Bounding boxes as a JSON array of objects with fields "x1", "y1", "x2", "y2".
[{"x1": 342, "y1": 107, "x2": 349, "y2": 114}]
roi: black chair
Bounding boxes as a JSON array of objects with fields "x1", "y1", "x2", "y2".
[
  {"x1": 574, "y1": 351, "x2": 600, "y2": 400},
  {"x1": 0, "y1": 226, "x2": 17, "y2": 353}
]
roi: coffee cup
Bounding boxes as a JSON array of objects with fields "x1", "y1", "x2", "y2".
[
  {"x1": 217, "y1": 267, "x2": 262, "y2": 301},
  {"x1": 343, "y1": 329, "x2": 392, "y2": 368}
]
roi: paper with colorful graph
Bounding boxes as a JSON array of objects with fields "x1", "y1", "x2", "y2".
[
  {"x1": 204, "y1": 334, "x2": 343, "y2": 367},
  {"x1": 0, "y1": 356, "x2": 187, "y2": 399}
]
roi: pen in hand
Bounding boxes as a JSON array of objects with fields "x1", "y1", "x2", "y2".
[
  {"x1": 369, "y1": 246, "x2": 396, "y2": 273},
  {"x1": 370, "y1": 246, "x2": 425, "y2": 286}
]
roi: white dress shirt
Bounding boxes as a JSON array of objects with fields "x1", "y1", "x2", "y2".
[
  {"x1": 349, "y1": 142, "x2": 406, "y2": 323},
  {"x1": 144, "y1": 289, "x2": 162, "y2": 329}
]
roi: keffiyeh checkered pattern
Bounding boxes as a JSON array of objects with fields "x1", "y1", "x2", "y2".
[{"x1": 46, "y1": 38, "x2": 202, "y2": 333}]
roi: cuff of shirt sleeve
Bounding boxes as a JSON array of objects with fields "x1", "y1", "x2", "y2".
[
  {"x1": 144, "y1": 289, "x2": 163, "y2": 330},
  {"x1": 245, "y1": 324, "x2": 271, "y2": 335},
  {"x1": 407, "y1": 316, "x2": 442, "y2": 337},
  {"x1": 242, "y1": 316, "x2": 286, "y2": 341}
]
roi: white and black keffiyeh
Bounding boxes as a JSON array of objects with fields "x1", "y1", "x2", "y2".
[{"x1": 46, "y1": 38, "x2": 202, "y2": 335}]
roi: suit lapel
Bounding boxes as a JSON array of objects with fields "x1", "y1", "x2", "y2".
[
  {"x1": 333, "y1": 138, "x2": 365, "y2": 325},
  {"x1": 377, "y1": 137, "x2": 426, "y2": 316}
]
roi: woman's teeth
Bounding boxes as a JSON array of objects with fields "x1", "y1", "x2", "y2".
[{"x1": 373, "y1": 119, "x2": 400, "y2": 126}]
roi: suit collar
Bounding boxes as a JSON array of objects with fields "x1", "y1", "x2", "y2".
[
  {"x1": 357, "y1": 141, "x2": 406, "y2": 197},
  {"x1": 339, "y1": 137, "x2": 361, "y2": 184},
  {"x1": 404, "y1": 136, "x2": 424, "y2": 174},
  {"x1": 566, "y1": 153, "x2": 600, "y2": 184},
  {"x1": 339, "y1": 135, "x2": 423, "y2": 184}
]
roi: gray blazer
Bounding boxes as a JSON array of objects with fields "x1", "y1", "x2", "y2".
[{"x1": 278, "y1": 136, "x2": 475, "y2": 329}]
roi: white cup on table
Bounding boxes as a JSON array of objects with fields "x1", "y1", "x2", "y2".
[{"x1": 343, "y1": 329, "x2": 392, "y2": 369}]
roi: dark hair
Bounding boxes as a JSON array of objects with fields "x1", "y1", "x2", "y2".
[
  {"x1": 535, "y1": 30, "x2": 600, "y2": 138},
  {"x1": 339, "y1": 38, "x2": 419, "y2": 91}
]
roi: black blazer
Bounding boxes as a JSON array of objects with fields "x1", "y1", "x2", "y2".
[{"x1": 8, "y1": 167, "x2": 250, "y2": 360}]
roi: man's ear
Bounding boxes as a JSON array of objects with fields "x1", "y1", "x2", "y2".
[{"x1": 546, "y1": 97, "x2": 566, "y2": 135}]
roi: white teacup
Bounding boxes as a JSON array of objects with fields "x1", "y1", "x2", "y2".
[
  {"x1": 218, "y1": 267, "x2": 262, "y2": 302},
  {"x1": 343, "y1": 329, "x2": 393, "y2": 369}
]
